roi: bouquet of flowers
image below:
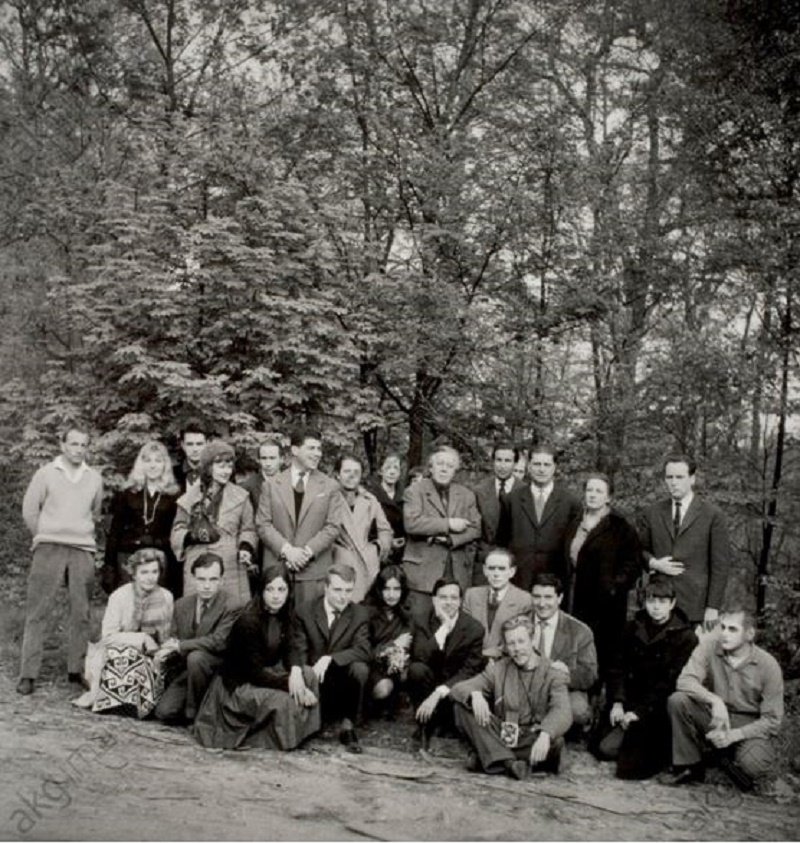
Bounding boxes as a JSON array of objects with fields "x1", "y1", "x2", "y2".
[{"x1": 379, "y1": 638, "x2": 411, "y2": 677}]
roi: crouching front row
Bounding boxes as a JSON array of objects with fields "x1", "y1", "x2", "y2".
[{"x1": 73, "y1": 554, "x2": 784, "y2": 795}]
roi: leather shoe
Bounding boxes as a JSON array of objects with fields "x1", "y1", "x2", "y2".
[
  {"x1": 339, "y1": 728, "x2": 363, "y2": 754},
  {"x1": 68, "y1": 672, "x2": 89, "y2": 690},
  {"x1": 16, "y1": 678, "x2": 34, "y2": 695},
  {"x1": 465, "y1": 751, "x2": 481, "y2": 773},
  {"x1": 659, "y1": 765, "x2": 705, "y2": 786}
]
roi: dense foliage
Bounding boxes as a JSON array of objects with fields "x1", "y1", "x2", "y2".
[{"x1": 0, "y1": 0, "x2": 797, "y2": 650}]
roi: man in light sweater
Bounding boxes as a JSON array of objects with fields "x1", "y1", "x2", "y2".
[{"x1": 17, "y1": 427, "x2": 104, "y2": 695}]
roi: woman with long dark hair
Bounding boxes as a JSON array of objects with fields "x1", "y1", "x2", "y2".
[
  {"x1": 364, "y1": 565, "x2": 413, "y2": 713},
  {"x1": 193, "y1": 565, "x2": 320, "y2": 750}
]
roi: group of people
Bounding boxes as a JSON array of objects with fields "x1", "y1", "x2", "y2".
[{"x1": 15, "y1": 424, "x2": 784, "y2": 792}]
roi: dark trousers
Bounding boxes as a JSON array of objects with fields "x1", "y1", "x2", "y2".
[
  {"x1": 668, "y1": 691, "x2": 776, "y2": 785},
  {"x1": 320, "y1": 661, "x2": 369, "y2": 725},
  {"x1": 596, "y1": 712, "x2": 671, "y2": 779},
  {"x1": 155, "y1": 650, "x2": 224, "y2": 722},
  {"x1": 407, "y1": 661, "x2": 457, "y2": 735},
  {"x1": 454, "y1": 705, "x2": 563, "y2": 773}
]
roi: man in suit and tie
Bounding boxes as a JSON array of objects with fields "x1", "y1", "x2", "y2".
[
  {"x1": 639, "y1": 454, "x2": 731, "y2": 628},
  {"x1": 496, "y1": 443, "x2": 581, "y2": 591},
  {"x1": 256, "y1": 428, "x2": 343, "y2": 606},
  {"x1": 531, "y1": 573, "x2": 598, "y2": 729},
  {"x1": 289, "y1": 563, "x2": 371, "y2": 753},
  {"x1": 463, "y1": 548, "x2": 533, "y2": 658},
  {"x1": 471, "y1": 443, "x2": 521, "y2": 584},
  {"x1": 155, "y1": 552, "x2": 235, "y2": 724},
  {"x1": 407, "y1": 577, "x2": 485, "y2": 749},
  {"x1": 403, "y1": 446, "x2": 482, "y2": 618}
]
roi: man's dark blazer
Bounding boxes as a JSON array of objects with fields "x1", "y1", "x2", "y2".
[
  {"x1": 639, "y1": 496, "x2": 731, "y2": 623},
  {"x1": 240, "y1": 473, "x2": 267, "y2": 514},
  {"x1": 410, "y1": 609, "x2": 486, "y2": 688},
  {"x1": 496, "y1": 481, "x2": 581, "y2": 590},
  {"x1": 472, "y1": 475, "x2": 521, "y2": 555},
  {"x1": 170, "y1": 591, "x2": 235, "y2": 655},
  {"x1": 547, "y1": 610, "x2": 598, "y2": 692},
  {"x1": 290, "y1": 597, "x2": 371, "y2": 668}
]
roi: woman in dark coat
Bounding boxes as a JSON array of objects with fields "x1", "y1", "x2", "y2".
[
  {"x1": 565, "y1": 472, "x2": 642, "y2": 681},
  {"x1": 364, "y1": 565, "x2": 413, "y2": 714},
  {"x1": 364, "y1": 454, "x2": 406, "y2": 563},
  {"x1": 102, "y1": 441, "x2": 180, "y2": 596},
  {"x1": 595, "y1": 574, "x2": 697, "y2": 778},
  {"x1": 193, "y1": 565, "x2": 320, "y2": 750}
]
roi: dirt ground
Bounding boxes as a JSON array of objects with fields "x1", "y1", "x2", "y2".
[{"x1": 1, "y1": 600, "x2": 799, "y2": 841}]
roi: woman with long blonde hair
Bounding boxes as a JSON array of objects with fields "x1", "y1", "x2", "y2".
[{"x1": 101, "y1": 440, "x2": 181, "y2": 596}]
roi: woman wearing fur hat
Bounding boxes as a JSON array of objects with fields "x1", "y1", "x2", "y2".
[{"x1": 171, "y1": 440, "x2": 257, "y2": 609}]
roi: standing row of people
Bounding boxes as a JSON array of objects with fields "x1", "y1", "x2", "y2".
[
  {"x1": 15, "y1": 426, "x2": 732, "y2": 693},
  {"x1": 14, "y1": 423, "x2": 783, "y2": 791}
]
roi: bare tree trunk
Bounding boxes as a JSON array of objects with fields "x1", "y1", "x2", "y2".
[{"x1": 757, "y1": 283, "x2": 792, "y2": 617}]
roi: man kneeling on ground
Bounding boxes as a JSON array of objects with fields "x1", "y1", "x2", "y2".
[
  {"x1": 662, "y1": 602, "x2": 784, "y2": 791},
  {"x1": 155, "y1": 552, "x2": 235, "y2": 724},
  {"x1": 451, "y1": 614, "x2": 572, "y2": 780}
]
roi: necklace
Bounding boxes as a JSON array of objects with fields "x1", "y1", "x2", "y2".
[{"x1": 143, "y1": 487, "x2": 162, "y2": 526}]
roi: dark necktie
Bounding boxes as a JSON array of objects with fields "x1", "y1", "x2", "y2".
[
  {"x1": 197, "y1": 599, "x2": 210, "y2": 629},
  {"x1": 435, "y1": 483, "x2": 449, "y2": 511},
  {"x1": 294, "y1": 471, "x2": 306, "y2": 519},
  {"x1": 534, "y1": 619, "x2": 548, "y2": 656},
  {"x1": 673, "y1": 500, "x2": 682, "y2": 533},
  {"x1": 487, "y1": 589, "x2": 500, "y2": 630},
  {"x1": 330, "y1": 608, "x2": 341, "y2": 633}
]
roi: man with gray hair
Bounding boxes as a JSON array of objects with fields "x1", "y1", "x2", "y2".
[
  {"x1": 451, "y1": 614, "x2": 573, "y2": 779},
  {"x1": 402, "y1": 446, "x2": 481, "y2": 618}
]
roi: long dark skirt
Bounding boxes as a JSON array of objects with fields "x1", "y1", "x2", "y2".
[{"x1": 193, "y1": 668, "x2": 320, "y2": 751}]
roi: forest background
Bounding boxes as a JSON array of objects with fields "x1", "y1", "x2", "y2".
[{"x1": 0, "y1": 0, "x2": 798, "y2": 663}]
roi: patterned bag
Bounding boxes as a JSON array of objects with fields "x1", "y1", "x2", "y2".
[{"x1": 187, "y1": 499, "x2": 220, "y2": 544}]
